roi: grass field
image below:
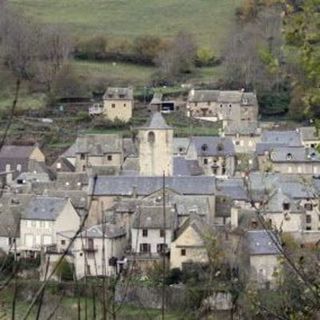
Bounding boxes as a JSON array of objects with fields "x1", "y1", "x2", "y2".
[{"x1": 10, "y1": 0, "x2": 243, "y2": 50}]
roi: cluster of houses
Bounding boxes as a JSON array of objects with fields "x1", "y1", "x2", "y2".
[{"x1": 0, "y1": 87, "x2": 320, "y2": 288}]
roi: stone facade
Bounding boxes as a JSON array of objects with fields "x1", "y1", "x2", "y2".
[{"x1": 139, "y1": 113, "x2": 173, "y2": 176}]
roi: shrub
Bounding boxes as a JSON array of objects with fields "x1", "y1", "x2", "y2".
[
  {"x1": 54, "y1": 258, "x2": 74, "y2": 281},
  {"x1": 195, "y1": 47, "x2": 217, "y2": 67},
  {"x1": 75, "y1": 35, "x2": 107, "y2": 60}
]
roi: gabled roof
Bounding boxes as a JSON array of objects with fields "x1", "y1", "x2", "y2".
[
  {"x1": 270, "y1": 147, "x2": 320, "y2": 163},
  {"x1": 89, "y1": 176, "x2": 216, "y2": 196},
  {"x1": 215, "y1": 178, "x2": 248, "y2": 201},
  {"x1": 0, "y1": 145, "x2": 36, "y2": 159},
  {"x1": 22, "y1": 196, "x2": 68, "y2": 221},
  {"x1": 299, "y1": 127, "x2": 319, "y2": 142},
  {"x1": 246, "y1": 230, "x2": 281, "y2": 255},
  {"x1": 75, "y1": 134, "x2": 122, "y2": 155},
  {"x1": 139, "y1": 112, "x2": 172, "y2": 130},
  {"x1": 224, "y1": 121, "x2": 260, "y2": 136},
  {"x1": 261, "y1": 130, "x2": 302, "y2": 147},
  {"x1": 132, "y1": 205, "x2": 176, "y2": 229},
  {"x1": 191, "y1": 136, "x2": 235, "y2": 156},
  {"x1": 80, "y1": 223, "x2": 126, "y2": 238},
  {"x1": 173, "y1": 195, "x2": 211, "y2": 217},
  {"x1": 174, "y1": 214, "x2": 208, "y2": 241},
  {"x1": 188, "y1": 90, "x2": 257, "y2": 106},
  {"x1": 173, "y1": 157, "x2": 203, "y2": 176},
  {"x1": 103, "y1": 87, "x2": 133, "y2": 100}
]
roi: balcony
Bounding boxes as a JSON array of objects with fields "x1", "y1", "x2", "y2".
[{"x1": 89, "y1": 104, "x2": 103, "y2": 115}]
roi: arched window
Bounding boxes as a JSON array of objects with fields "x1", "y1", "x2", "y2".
[{"x1": 147, "y1": 131, "x2": 155, "y2": 143}]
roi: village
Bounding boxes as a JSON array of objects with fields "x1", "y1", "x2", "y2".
[{"x1": 1, "y1": 86, "x2": 319, "y2": 300}]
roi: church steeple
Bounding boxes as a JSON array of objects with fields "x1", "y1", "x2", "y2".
[{"x1": 138, "y1": 113, "x2": 173, "y2": 176}]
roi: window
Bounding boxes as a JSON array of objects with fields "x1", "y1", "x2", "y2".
[
  {"x1": 82, "y1": 165, "x2": 86, "y2": 172},
  {"x1": 61, "y1": 240, "x2": 66, "y2": 245},
  {"x1": 16, "y1": 164, "x2": 21, "y2": 171},
  {"x1": 306, "y1": 215, "x2": 312, "y2": 224},
  {"x1": 147, "y1": 131, "x2": 155, "y2": 143},
  {"x1": 207, "y1": 101, "x2": 211, "y2": 106},
  {"x1": 124, "y1": 103, "x2": 126, "y2": 107},
  {"x1": 157, "y1": 243, "x2": 167, "y2": 253},
  {"x1": 181, "y1": 249, "x2": 186, "y2": 256},
  {"x1": 5, "y1": 164, "x2": 10, "y2": 172},
  {"x1": 112, "y1": 104, "x2": 116, "y2": 108},
  {"x1": 305, "y1": 203, "x2": 313, "y2": 211},
  {"x1": 80, "y1": 153, "x2": 85, "y2": 160},
  {"x1": 306, "y1": 226, "x2": 312, "y2": 231},
  {"x1": 142, "y1": 229, "x2": 148, "y2": 237},
  {"x1": 56, "y1": 162, "x2": 61, "y2": 169},
  {"x1": 283, "y1": 202, "x2": 290, "y2": 211},
  {"x1": 31, "y1": 221, "x2": 36, "y2": 227},
  {"x1": 160, "y1": 229, "x2": 165, "y2": 238},
  {"x1": 140, "y1": 243, "x2": 151, "y2": 253},
  {"x1": 203, "y1": 158, "x2": 208, "y2": 165},
  {"x1": 107, "y1": 155, "x2": 112, "y2": 161}
]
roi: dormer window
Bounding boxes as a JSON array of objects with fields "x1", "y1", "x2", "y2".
[
  {"x1": 80, "y1": 153, "x2": 85, "y2": 160},
  {"x1": 217, "y1": 143, "x2": 224, "y2": 152},
  {"x1": 286, "y1": 153, "x2": 293, "y2": 160},
  {"x1": 201, "y1": 144, "x2": 208, "y2": 152}
]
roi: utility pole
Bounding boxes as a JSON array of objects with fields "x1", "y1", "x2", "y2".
[{"x1": 161, "y1": 171, "x2": 166, "y2": 320}]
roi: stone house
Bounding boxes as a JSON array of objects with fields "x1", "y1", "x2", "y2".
[
  {"x1": 170, "y1": 215, "x2": 210, "y2": 270},
  {"x1": 131, "y1": 205, "x2": 177, "y2": 256},
  {"x1": 102, "y1": 87, "x2": 133, "y2": 122},
  {"x1": 223, "y1": 121, "x2": 261, "y2": 154},
  {"x1": 58, "y1": 134, "x2": 124, "y2": 173},
  {"x1": 245, "y1": 230, "x2": 281, "y2": 288},
  {"x1": 87, "y1": 175, "x2": 216, "y2": 226},
  {"x1": 186, "y1": 89, "x2": 258, "y2": 123},
  {"x1": 57, "y1": 223, "x2": 127, "y2": 278},
  {"x1": 0, "y1": 145, "x2": 46, "y2": 183},
  {"x1": 19, "y1": 196, "x2": 80, "y2": 255},
  {"x1": 138, "y1": 112, "x2": 173, "y2": 176},
  {"x1": 298, "y1": 126, "x2": 320, "y2": 149},
  {"x1": 190, "y1": 136, "x2": 236, "y2": 176},
  {"x1": 263, "y1": 147, "x2": 320, "y2": 175}
]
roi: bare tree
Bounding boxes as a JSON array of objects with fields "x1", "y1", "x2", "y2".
[
  {"x1": 154, "y1": 31, "x2": 197, "y2": 82},
  {"x1": 35, "y1": 25, "x2": 71, "y2": 92}
]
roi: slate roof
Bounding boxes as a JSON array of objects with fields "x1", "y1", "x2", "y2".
[
  {"x1": 89, "y1": 176, "x2": 216, "y2": 196},
  {"x1": 44, "y1": 190, "x2": 87, "y2": 209},
  {"x1": 215, "y1": 196, "x2": 233, "y2": 218},
  {"x1": 270, "y1": 147, "x2": 320, "y2": 163},
  {"x1": 173, "y1": 157, "x2": 203, "y2": 176},
  {"x1": 247, "y1": 230, "x2": 281, "y2": 255},
  {"x1": 123, "y1": 138, "x2": 138, "y2": 157},
  {"x1": 132, "y1": 206, "x2": 176, "y2": 229},
  {"x1": 261, "y1": 130, "x2": 302, "y2": 146},
  {"x1": 173, "y1": 138, "x2": 191, "y2": 155},
  {"x1": 224, "y1": 121, "x2": 260, "y2": 136},
  {"x1": 299, "y1": 127, "x2": 319, "y2": 142},
  {"x1": 22, "y1": 196, "x2": 68, "y2": 221},
  {"x1": 215, "y1": 178, "x2": 248, "y2": 201},
  {"x1": 172, "y1": 195, "x2": 211, "y2": 217},
  {"x1": 16, "y1": 172, "x2": 50, "y2": 183},
  {"x1": 191, "y1": 136, "x2": 235, "y2": 156},
  {"x1": 75, "y1": 134, "x2": 122, "y2": 155},
  {"x1": 264, "y1": 190, "x2": 303, "y2": 213},
  {"x1": 140, "y1": 112, "x2": 172, "y2": 130},
  {"x1": 174, "y1": 214, "x2": 208, "y2": 241},
  {"x1": 80, "y1": 223, "x2": 126, "y2": 238},
  {"x1": 103, "y1": 87, "x2": 133, "y2": 100},
  {"x1": 0, "y1": 145, "x2": 35, "y2": 159},
  {"x1": 122, "y1": 157, "x2": 140, "y2": 172},
  {"x1": 188, "y1": 90, "x2": 257, "y2": 106}
]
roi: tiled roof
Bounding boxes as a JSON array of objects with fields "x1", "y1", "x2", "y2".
[
  {"x1": 247, "y1": 230, "x2": 281, "y2": 255},
  {"x1": 215, "y1": 178, "x2": 248, "y2": 200},
  {"x1": 224, "y1": 121, "x2": 260, "y2": 136}
]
